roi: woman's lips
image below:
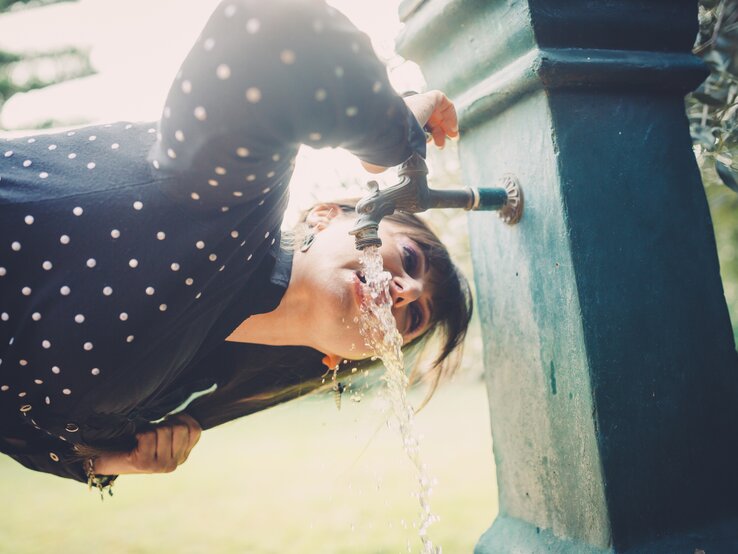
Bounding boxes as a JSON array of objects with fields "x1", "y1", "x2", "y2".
[{"x1": 353, "y1": 272, "x2": 366, "y2": 307}]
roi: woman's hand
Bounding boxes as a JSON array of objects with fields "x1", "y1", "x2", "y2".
[
  {"x1": 92, "y1": 413, "x2": 202, "y2": 475},
  {"x1": 361, "y1": 90, "x2": 459, "y2": 174}
]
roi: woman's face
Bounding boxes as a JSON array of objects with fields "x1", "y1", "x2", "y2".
[{"x1": 290, "y1": 209, "x2": 435, "y2": 362}]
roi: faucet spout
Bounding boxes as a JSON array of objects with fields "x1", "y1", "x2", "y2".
[{"x1": 350, "y1": 152, "x2": 523, "y2": 250}]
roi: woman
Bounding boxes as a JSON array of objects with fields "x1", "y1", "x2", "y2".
[{"x1": 0, "y1": 0, "x2": 470, "y2": 490}]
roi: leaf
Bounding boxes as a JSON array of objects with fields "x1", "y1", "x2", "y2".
[{"x1": 715, "y1": 159, "x2": 738, "y2": 193}]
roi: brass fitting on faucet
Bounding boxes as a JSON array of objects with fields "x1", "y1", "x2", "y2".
[{"x1": 350, "y1": 153, "x2": 524, "y2": 250}]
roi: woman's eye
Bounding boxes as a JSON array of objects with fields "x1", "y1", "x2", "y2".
[{"x1": 402, "y1": 246, "x2": 418, "y2": 274}]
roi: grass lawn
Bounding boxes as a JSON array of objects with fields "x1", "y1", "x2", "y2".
[{"x1": 0, "y1": 382, "x2": 498, "y2": 553}]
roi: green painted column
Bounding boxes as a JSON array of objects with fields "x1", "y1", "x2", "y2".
[{"x1": 397, "y1": 1, "x2": 738, "y2": 552}]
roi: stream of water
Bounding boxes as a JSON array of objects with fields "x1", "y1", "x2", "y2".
[{"x1": 356, "y1": 245, "x2": 441, "y2": 554}]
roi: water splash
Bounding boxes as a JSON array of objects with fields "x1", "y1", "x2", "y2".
[{"x1": 358, "y1": 245, "x2": 441, "y2": 554}]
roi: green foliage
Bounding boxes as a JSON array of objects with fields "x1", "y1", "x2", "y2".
[{"x1": 689, "y1": 0, "x2": 738, "y2": 343}]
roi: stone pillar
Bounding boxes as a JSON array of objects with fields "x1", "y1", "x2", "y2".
[{"x1": 397, "y1": 1, "x2": 738, "y2": 551}]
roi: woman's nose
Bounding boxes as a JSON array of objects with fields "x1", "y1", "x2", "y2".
[{"x1": 389, "y1": 275, "x2": 422, "y2": 307}]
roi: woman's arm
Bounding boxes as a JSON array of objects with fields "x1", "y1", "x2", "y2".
[{"x1": 150, "y1": 0, "x2": 428, "y2": 204}]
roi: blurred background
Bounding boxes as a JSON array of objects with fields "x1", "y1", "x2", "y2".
[
  {"x1": 3, "y1": 0, "x2": 738, "y2": 552},
  {"x1": 0, "y1": 0, "x2": 495, "y2": 552}
]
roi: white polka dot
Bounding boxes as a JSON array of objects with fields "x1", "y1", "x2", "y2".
[
  {"x1": 246, "y1": 174, "x2": 256, "y2": 182},
  {"x1": 209, "y1": 253, "x2": 217, "y2": 262},
  {"x1": 372, "y1": 81, "x2": 383, "y2": 93},
  {"x1": 42, "y1": 340, "x2": 51, "y2": 349},
  {"x1": 119, "y1": 312, "x2": 128, "y2": 321},
  {"x1": 233, "y1": 191, "x2": 243, "y2": 197},
  {"x1": 280, "y1": 50, "x2": 295, "y2": 64},
  {"x1": 0, "y1": 385, "x2": 8, "y2": 391},
  {"x1": 11, "y1": 241, "x2": 21, "y2": 251},
  {"x1": 208, "y1": 179, "x2": 218, "y2": 187},
  {"x1": 145, "y1": 286, "x2": 155, "y2": 296},
  {"x1": 335, "y1": 66, "x2": 344, "y2": 78},
  {"x1": 103, "y1": 286, "x2": 113, "y2": 296},
  {"x1": 60, "y1": 286, "x2": 70, "y2": 296},
  {"x1": 133, "y1": 201, "x2": 143, "y2": 210},
  {"x1": 73, "y1": 206, "x2": 83, "y2": 216},
  {"x1": 262, "y1": 187, "x2": 271, "y2": 194},
  {"x1": 175, "y1": 130, "x2": 185, "y2": 142},
  {"x1": 170, "y1": 263, "x2": 180, "y2": 271},
  {"x1": 39, "y1": 172, "x2": 48, "y2": 179},
  {"x1": 246, "y1": 87, "x2": 262, "y2": 103},
  {"x1": 0, "y1": 267, "x2": 5, "y2": 276},
  {"x1": 203, "y1": 37, "x2": 215, "y2": 51},
  {"x1": 22, "y1": 286, "x2": 31, "y2": 296},
  {"x1": 126, "y1": 335, "x2": 135, "y2": 343},
  {"x1": 224, "y1": 4, "x2": 236, "y2": 16},
  {"x1": 88, "y1": 135, "x2": 97, "y2": 141},
  {"x1": 258, "y1": 200, "x2": 265, "y2": 206},
  {"x1": 191, "y1": 192, "x2": 200, "y2": 200},
  {"x1": 27, "y1": 138, "x2": 36, "y2": 143},
  {"x1": 196, "y1": 241, "x2": 205, "y2": 249},
  {"x1": 44, "y1": 396, "x2": 50, "y2": 404},
  {"x1": 125, "y1": 124, "x2": 132, "y2": 129},
  {"x1": 24, "y1": 215, "x2": 34, "y2": 225},
  {"x1": 32, "y1": 312, "x2": 41, "y2": 321},
  {"x1": 52, "y1": 366, "x2": 60, "y2": 374},
  {"x1": 219, "y1": 265, "x2": 225, "y2": 272},
  {"x1": 351, "y1": 42, "x2": 360, "y2": 53},
  {"x1": 157, "y1": 231, "x2": 166, "y2": 240},
  {"x1": 19, "y1": 360, "x2": 27, "y2": 366},
  {"x1": 221, "y1": 206, "x2": 230, "y2": 212},
  {"x1": 129, "y1": 259, "x2": 138, "y2": 268},
  {"x1": 91, "y1": 368, "x2": 100, "y2": 376},
  {"x1": 246, "y1": 18, "x2": 260, "y2": 33},
  {"x1": 247, "y1": 254, "x2": 253, "y2": 261},
  {"x1": 111, "y1": 143, "x2": 120, "y2": 150},
  {"x1": 346, "y1": 106, "x2": 358, "y2": 117},
  {"x1": 68, "y1": 153, "x2": 77, "y2": 159},
  {"x1": 48, "y1": 144, "x2": 57, "y2": 150},
  {"x1": 42, "y1": 260, "x2": 52, "y2": 270},
  {"x1": 159, "y1": 304, "x2": 167, "y2": 312},
  {"x1": 4, "y1": 150, "x2": 13, "y2": 157},
  {"x1": 49, "y1": 452, "x2": 59, "y2": 462},
  {"x1": 265, "y1": 231, "x2": 270, "y2": 239},
  {"x1": 185, "y1": 278, "x2": 194, "y2": 286},
  {"x1": 34, "y1": 379, "x2": 43, "y2": 384},
  {"x1": 167, "y1": 148, "x2": 177, "y2": 159},
  {"x1": 83, "y1": 342, "x2": 93, "y2": 351},
  {"x1": 111, "y1": 229, "x2": 120, "y2": 239},
  {"x1": 236, "y1": 147, "x2": 250, "y2": 157},
  {"x1": 266, "y1": 171, "x2": 275, "y2": 178},
  {"x1": 163, "y1": 106, "x2": 171, "y2": 118},
  {"x1": 182, "y1": 80, "x2": 192, "y2": 94},
  {"x1": 152, "y1": 159, "x2": 160, "y2": 169},
  {"x1": 215, "y1": 166, "x2": 226, "y2": 175},
  {"x1": 194, "y1": 106, "x2": 207, "y2": 120},
  {"x1": 1, "y1": 313, "x2": 8, "y2": 321},
  {"x1": 271, "y1": 238, "x2": 276, "y2": 245},
  {"x1": 216, "y1": 64, "x2": 231, "y2": 79},
  {"x1": 230, "y1": 230, "x2": 239, "y2": 238},
  {"x1": 86, "y1": 258, "x2": 96, "y2": 268},
  {"x1": 60, "y1": 235, "x2": 70, "y2": 245},
  {"x1": 240, "y1": 240, "x2": 246, "y2": 247},
  {"x1": 309, "y1": 132, "x2": 322, "y2": 141},
  {"x1": 62, "y1": 388, "x2": 71, "y2": 395},
  {"x1": 74, "y1": 314, "x2": 85, "y2": 324},
  {"x1": 22, "y1": 159, "x2": 32, "y2": 167},
  {"x1": 195, "y1": 292, "x2": 202, "y2": 300},
  {"x1": 87, "y1": 162, "x2": 96, "y2": 170},
  {"x1": 314, "y1": 88, "x2": 327, "y2": 102}
]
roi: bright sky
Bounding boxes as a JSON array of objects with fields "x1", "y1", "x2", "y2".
[{"x1": 0, "y1": 0, "x2": 427, "y2": 220}]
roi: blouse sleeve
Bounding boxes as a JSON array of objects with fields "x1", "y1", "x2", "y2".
[{"x1": 149, "y1": 0, "x2": 426, "y2": 204}]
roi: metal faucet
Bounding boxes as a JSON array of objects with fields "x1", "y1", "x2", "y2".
[{"x1": 349, "y1": 152, "x2": 524, "y2": 249}]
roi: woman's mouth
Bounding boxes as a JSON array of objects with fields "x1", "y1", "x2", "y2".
[{"x1": 353, "y1": 271, "x2": 366, "y2": 307}]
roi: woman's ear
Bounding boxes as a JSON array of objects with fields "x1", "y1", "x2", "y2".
[
  {"x1": 321, "y1": 353, "x2": 342, "y2": 370},
  {"x1": 305, "y1": 203, "x2": 342, "y2": 231}
]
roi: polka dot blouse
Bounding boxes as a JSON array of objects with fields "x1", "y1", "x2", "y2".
[{"x1": 0, "y1": 0, "x2": 425, "y2": 484}]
